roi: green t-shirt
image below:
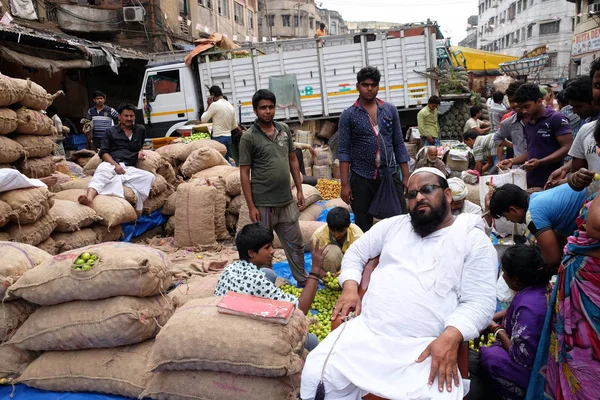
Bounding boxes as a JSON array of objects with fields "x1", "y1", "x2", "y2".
[{"x1": 238, "y1": 121, "x2": 294, "y2": 207}]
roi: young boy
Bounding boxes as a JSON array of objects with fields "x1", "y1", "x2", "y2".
[{"x1": 311, "y1": 207, "x2": 363, "y2": 273}]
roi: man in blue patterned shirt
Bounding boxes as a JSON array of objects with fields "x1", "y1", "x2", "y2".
[{"x1": 338, "y1": 66, "x2": 410, "y2": 232}]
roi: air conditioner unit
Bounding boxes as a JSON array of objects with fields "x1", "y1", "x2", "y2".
[
  {"x1": 590, "y1": 3, "x2": 600, "y2": 15},
  {"x1": 123, "y1": 6, "x2": 145, "y2": 22}
]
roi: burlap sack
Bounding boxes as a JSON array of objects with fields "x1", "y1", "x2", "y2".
[
  {"x1": 150, "y1": 174, "x2": 169, "y2": 197},
  {"x1": 137, "y1": 150, "x2": 162, "y2": 173},
  {"x1": 227, "y1": 195, "x2": 245, "y2": 215},
  {"x1": 147, "y1": 297, "x2": 307, "y2": 377},
  {"x1": 332, "y1": 159, "x2": 341, "y2": 179},
  {"x1": 0, "y1": 344, "x2": 38, "y2": 379},
  {"x1": 141, "y1": 370, "x2": 301, "y2": 400},
  {"x1": 0, "y1": 199, "x2": 13, "y2": 228},
  {"x1": 191, "y1": 165, "x2": 237, "y2": 180},
  {"x1": 167, "y1": 274, "x2": 221, "y2": 306},
  {"x1": 90, "y1": 223, "x2": 123, "y2": 242},
  {"x1": 313, "y1": 165, "x2": 332, "y2": 180},
  {"x1": 55, "y1": 176, "x2": 91, "y2": 191},
  {"x1": 323, "y1": 198, "x2": 352, "y2": 212},
  {"x1": 292, "y1": 184, "x2": 323, "y2": 211},
  {"x1": 273, "y1": 221, "x2": 325, "y2": 249},
  {"x1": 49, "y1": 199, "x2": 101, "y2": 232},
  {"x1": 0, "y1": 136, "x2": 26, "y2": 163},
  {"x1": 299, "y1": 203, "x2": 323, "y2": 221},
  {"x1": 188, "y1": 139, "x2": 227, "y2": 157},
  {"x1": 0, "y1": 186, "x2": 53, "y2": 224},
  {"x1": 0, "y1": 232, "x2": 10, "y2": 241},
  {"x1": 5, "y1": 213, "x2": 57, "y2": 246},
  {"x1": 225, "y1": 171, "x2": 241, "y2": 196},
  {"x1": 53, "y1": 188, "x2": 86, "y2": 202},
  {"x1": 313, "y1": 145, "x2": 333, "y2": 166},
  {"x1": 236, "y1": 201, "x2": 253, "y2": 234},
  {"x1": 465, "y1": 183, "x2": 481, "y2": 207},
  {"x1": 225, "y1": 212, "x2": 238, "y2": 231},
  {"x1": 0, "y1": 241, "x2": 51, "y2": 299},
  {"x1": 51, "y1": 229, "x2": 99, "y2": 253},
  {"x1": 18, "y1": 341, "x2": 153, "y2": 398},
  {"x1": 16, "y1": 156, "x2": 56, "y2": 179},
  {"x1": 7, "y1": 295, "x2": 173, "y2": 351},
  {"x1": 156, "y1": 143, "x2": 187, "y2": 167},
  {"x1": 8, "y1": 242, "x2": 172, "y2": 305},
  {"x1": 13, "y1": 135, "x2": 55, "y2": 158},
  {"x1": 174, "y1": 181, "x2": 218, "y2": 249},
  {"x1": 0, "y1": 75, "x2": 26, "y2": 107},
  {"x1": 36, "y1": 236, "x2": 63, "y2": 256},
  {"x1": 83, "y1": 154, "x2": 102, "y2": 176},
  {"x1": 15, "y1": 108, "x2": 56, "y2": 136},
  {"x1": 143, "y1": 187, "x2": 173, "y2": 215},
  {"x1": 180, "y1": 148, "x2": 229, "y2": 178},
  {"x1": 0, "y1": 163, "x2": 14, "y2": 169},
  {"x1": 50, "y1": 172, "x2": 72, "y2": 191},
  {"x1": 164, "y1": 216, "x2": 175, "y2": 236},
  {"x1": 1, "y1": 300, "x2": 38, "y2": 341},
  {"x1": 156, "y1": 158, "x2": 178, "y2": 186},
  {"x1": 21, "y1": 79, "x2": 63, "y2": 110},
  {"x1": 92, "y1": 194, "x2": 137, "y2": 228},
  {"x1": 161, "y1": 192, "x2": 176, "y2": 216},
  {"x1": 0, "y1": 108, "x2": 18, "y2": 134},
  {"x1": 206, "y1": 177, "x2": 229, "y2": 240}
]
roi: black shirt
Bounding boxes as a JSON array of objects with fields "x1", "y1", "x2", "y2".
[{"x1": 98, "y1": 124, "x2": 145, "y2": 167}]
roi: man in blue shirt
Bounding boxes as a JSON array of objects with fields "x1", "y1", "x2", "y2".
[
  {"x1": 338, "y1": 66, "x2": 410, "y2": 232},
  {"x1": 87, "y1": 90, "x2": 119, "y2": 151}
]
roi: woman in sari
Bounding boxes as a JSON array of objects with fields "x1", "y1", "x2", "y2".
[{"x1": 527, "y1": 189, "x2": 600, "y2": 399}]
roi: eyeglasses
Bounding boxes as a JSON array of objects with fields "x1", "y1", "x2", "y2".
[{"x1": 406, "y1": 184, "x2": 443, "y2": 200}]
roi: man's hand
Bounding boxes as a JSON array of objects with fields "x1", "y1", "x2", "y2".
[
  {"x1": 341, "y1": 183, "x2": 353, "y2": 205},
  {"x1": 523, "y1": 158, "x2": 540, "y2": 171},
  {"x1": 571, "y1": 168, "x2": 596, "y2": 190},
  {"x1": 484, "y1": 184, "x2": 495, "y2": 212},
  {"x1": 114, "y1": 164, "x2": 126, "y2": 175},
  {"x1": 415, "y1": 326, "x2": 463, "y2": 393},
  {"x1": 427, "y1": 136, "x2": 435, "y2": 145},
  {"x1": 496, "y1": 158, "x2": 513, "y2": 170},
  {"x1": 311, "y1": 240, "x2": 326, "y2": 275},
  {"x1": 138, "y1": 150, "x2": 145, "y2": 161},
  {"x1": 248, "y1": 206, "x2": 261, "y2": 223},
  {"x1": 332, "y1": 281, "x2": 361, "y2": 320},
  {"x1": 487, "y1": 321, "x2": 500, "y2": 334},
  {"x1": 39, "y1": 175, "x2": 58, "y2": 188},
  {"x1": 545, "y1": 168, "x2": 568, "y2": 189},
  {"x1": 296, "y1": 189, "x2": 305, "y2": 210}
]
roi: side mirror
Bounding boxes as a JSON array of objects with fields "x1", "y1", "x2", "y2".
[{"x1": 145, "y1": 77, "x2": 156, "y2": 103}]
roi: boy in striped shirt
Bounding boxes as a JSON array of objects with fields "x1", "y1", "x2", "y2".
[
  {"x1": 464, "y1": 129, "x2": 496, "y2": 174},
  {"x1": 87, "y1": 90, "x2": 119, "y2": 150}
]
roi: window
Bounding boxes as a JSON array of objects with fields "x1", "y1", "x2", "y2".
[
  {"x1": 527, "y1": 25, "x2": 533, "y2": 38},
  {"x1": 539, "y1": 20, "x2": 560, "y2": 35},
  {"x1": 517, "y1": 0, "x2": 522, "y2": 13},
  {"x1": 293, "y1": 15, "x2": 299, "y2": 27},
  {"x1": 218, "y1": 0, "x2": 229, "y2": 17},
  {"x1": 576, "y1": 0, "x2": 581, "y2": 24},
  {"x1": 521, "y1": 27, "x2": 526, "y2": 40},
  {"x1": 248, "y1": 10, "x2": 254, "y2": 29},
  {"x1": 198, "y1": 0, "x2": 212, "y2": 9},
  {"x1": 234, "y1": 2, "x2": 243, "y2": 25},
  {"x1": 179, "y1": 0, "x2": 187, "y2": 14},
  {"x1": 508, "y1": 2, "x2": 516, "y2": 20},
  {"x1": 146, "y1": 70, "x2": 181, "y2": 102},
  {"x1": 309, "y1": 17, "x2": 314, "y2": 29},
  {"x1": 331, "y1": 21, "x2": 337, "y2": 34},
  {"x1": 522, "y1": 0, "x2": 527, "y2": 8},
  {"x1": 282, "y1": 15, "x2": 290, "y2": 27},
  {"x1": 515, "y1": 28, "x2": 520, "y2": 43},
  {"x1": 267, "y1": 14, "x2": 274, "y2": 27},
  {"x1": 547, "y1": 52, "x2": 557, "y2": 67}
]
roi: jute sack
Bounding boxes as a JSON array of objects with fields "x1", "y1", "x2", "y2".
[
  {"x1": 50, "y1": 172, "x2": 72, "y2": 192},
  {"x1": 51, "y1": 229, "x2": 99, "y2": 253},
  {"x1": 16, "y1": 156, "x2": 56, "y2": 179},
  {"x1": 148, "y1": 297, "x2": 308, "y2": 377},
  {"x1": 36, "y1": 236, "x2": 63, "y2": 256},
  {"x1": 180, "y1": 148, "x2": 228, "y2": 178},
  {"x1": 18, "y1": 340, "x2": 153, "y2": 398},
  {"x1": 191, "y1": 165, "x2": 237, "y2": 180},
  {"x1": 292, "y1": 184, "x2": 323, "y2": 211},
  {"x1": 8, "y1": 242, "x2": 173, "y2": 305},
  {"x1": 143, "y1": 187, "x2": 173, "y2": 215},
  {"x1": 5, "y1": 213, "x2": 57, "y2": 246},
  {"x1": 0, "y1": 345, "x2": 38, "y2": 379},
  {"x1": 21, "y1": 79, "x2": 63, "y2": 110},
  {"x1": 6, "y1": 295, "x2": 173, "y2": 351},
  {"x1": 273, "y1": 221, "x2": 325, "y2": 249},
  {"x1": 299, "y1": 203, "x2": 324, "y2": 221},
  {"x1": 156, "y1": 158, "x2": 178, "y2": 186},
  {"x1": 225, "y1": 171, "x2": 241, "y2": 196},
  {"x1": 0, "y1": 108, "x2": 18, "y2": 134},
  {"x1": 13, "y1": 135, "x2": 55, "y2": 158},
  {"x1": 0, "y1": 232, "x2": 10, "y2": 241},
  {"x1": 0, "y1": 300, "x2": 38, "y2": 342},
  {"x1": 15, "y1": 108, "x2": 56, "y2": 136},
  {"x1": 227, "y1": 194, "x2": 244, "y2": 215},
  {"x1": 0, "y1": 186, "x2": 53, "y2": 224},
  {"x1": 167, "y1": 273, "x2": 221, "y2": 306},
  {"x1": 0, "y1": 199, "x2": 13, "y2": 228},
  {"x1": 156, "y1": 143, "x2": 187, "y2": 167},
  {"x1": 174, "y1": 180, "x2": 218, "y2": 249},
  {"x1": 90, "y1": 223, "x2": 123, "y2": 242},
  {"x1": 313, "y1": 145, "x2": 333, "y2": 166},
  {"x1": 137, "y1": 150, "x2": 162, "y2": 173},
  {"x1": 236, "y1": 201, "x2": 253, "y2": 234},
  {"x1": 0, "y1": 136, "x2": 26, "y2": 163},
  {"x1": 53, "y1": 188, "x2": 86, "y2": 202},
  {"x1": 164, "y1": 216, "x2": 175, "y2": 236},
  {"x1": 55, "y1": 176, "x2": 90, "y2": 191},
  {"x1": 189, "y1": 139, "x2": 227, "y2": 157},
  {"x1": 141, "y1": 370, "x2": 301, "y2": 400},
  {"x1": 92, "y1": 195, "x2": 137, "y2": 228},
  {"x1": 465, "y1": 183, "x2": 481, "y2": 207},
  {"x1": 150, "y1": 174, "x2": 169, "y2": 197},
  {"x1": 49, "y1": 199, "x2": 101, "y2": 232},
  {"x1": 161, "y1": 192, "x2": 176, "y2": 216},
  {"x1": 83, "y1": 154, "x2": 102, "y2": 176},
  {"x1": 206, "y1": 177, "x2": 229, "y2": 240},
  {"x1": 313, "y1": 165, "x2": 332, "y2": 180},
  {"x1": 0, "y1": 241, "x2": 51, "y2": 299},
  {"x1": 324, "y1": 198, "x2": 352, "y2": 212},
  {"x1": 225, "y1": 212, "x2": 238, "y2": 231},
  {"x1": 0, "y1": 75, "x2": 26, "y2": 107}
]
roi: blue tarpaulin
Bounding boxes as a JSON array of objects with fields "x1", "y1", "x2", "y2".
[
  {"x1": 0, "y1": 385, "x2": 129, "y2": 400},
  {"x1": 272, "y1": 252, "x2": 314, "y2": 287},
  {"x1": 317, "y1": 207, "x2": 355, "y2": 224},
  {"x1": 121, "y1": 209, "x2": 168, "y2": 242}
]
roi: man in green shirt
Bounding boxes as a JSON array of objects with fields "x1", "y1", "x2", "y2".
[
  {"x1": 239, "y1": 89, "x2": 308, "y2": 285},
  {"x1": 417, "y1": 95, "x2": 441, "y2": 147}
]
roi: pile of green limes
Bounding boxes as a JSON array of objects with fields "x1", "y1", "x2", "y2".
[{"x1": 72, "y1": 252, "x2": 98, "y2": 271}]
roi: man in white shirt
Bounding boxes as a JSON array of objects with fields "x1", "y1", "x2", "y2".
[
  {"x1": 301, "y1": 167, "x2": 497, "y2": 400},
  {"x1": 448, "y1": 177, "x2": 483, "y2": 216},
  {"x1": 463, "y1": 105, "x2": 490, "y2": 135},
  {"x1": 201, "y1": 86, "x2": 238, "y2": 162}
]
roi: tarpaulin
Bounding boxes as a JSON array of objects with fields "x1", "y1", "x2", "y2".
[
  {"x1": 0, "y1": 385, "x2": 128, "y2": 400},
  {"x1": 0, "y1": 46, "x2": 91, "y2": 73},
  {"x1": 121, "y1": 209, "x2": 168, "y2": 242},
  {"x1": 269, "y1": 74, "x2": 304, "y2": 124},
  {"x1": 273, "y1": 252, "x2": 315, "y2": 287},
  {"x1": 9, "y1": 0, "x2": 37, "y2": 20},
  {"x1": 449, "y1": 46, "x2": 519, "y2": 71},
  {"x1": 317, "y1": 207, "x2": 355, "y2": 224}
]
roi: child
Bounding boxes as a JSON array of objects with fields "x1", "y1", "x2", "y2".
[{"x1": 311, "y1": 207, "x2": 363, "y2": 273}]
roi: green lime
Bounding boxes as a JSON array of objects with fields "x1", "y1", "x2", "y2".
[
  {"x1": 81, "y1": 252, "x2": 91, "y2": 261},
  {"x1": 75, "y1": 259, "x2": 85, "y2": 265}
]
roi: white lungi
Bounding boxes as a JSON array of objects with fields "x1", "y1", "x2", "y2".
[
  {"x1": 300, "y1": 214, "x2": 498, "y2": 400},
  {"x1": 88, "y1": 162, "x2": 155, "y2": 211}
]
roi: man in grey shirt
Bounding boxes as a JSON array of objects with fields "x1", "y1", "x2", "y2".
[{"x1": 494, "y1": 81, "x2": 526, "y2": 169}]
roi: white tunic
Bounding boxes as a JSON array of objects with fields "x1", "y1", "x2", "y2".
[
  {"x1": 89, "y1": 162, "x2": 155, "y2": 211},
  {"x1": 301, "y1": 214, "x2": 497, "y2": 400}
]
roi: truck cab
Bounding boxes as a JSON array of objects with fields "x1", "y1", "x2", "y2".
[{"x1": 137, "y1": 61, "x2": 201, "y2": 138}]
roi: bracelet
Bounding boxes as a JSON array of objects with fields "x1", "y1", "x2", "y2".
[
  {"x1": 494, "y1": 328, "x2": 506, "y2": 340},
  {"x1": 307, "y1": 276, "x2": 319, "y2": 282},
  {"x1": 309, "y1": 271, "x2": 321, "y2": 279}
]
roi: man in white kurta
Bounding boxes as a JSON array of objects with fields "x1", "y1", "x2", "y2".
[
  {"x1": 448, "y1": 177, "x2": 483, "y2": 217},
  {"x1": 301, "y1": 167, "x2": 497, "y2": 400}
]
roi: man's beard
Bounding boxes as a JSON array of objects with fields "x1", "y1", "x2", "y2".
[{"x1": 410, "y1": 199, "x2": 450, "y2": 237}]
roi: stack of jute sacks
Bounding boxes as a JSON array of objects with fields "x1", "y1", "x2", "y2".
[
  {"x1": 312, "y1": 145, "x2": 334, "y2": 180},
  {"x1": 2, "y1": 242, "x2": 174, "y2": 398},
  {"x1": 140, "y1": 296, "x2": 307, "y2": 400},
  {"x1": 0, "y1": 74, "x2": 63, "y2": 179}
]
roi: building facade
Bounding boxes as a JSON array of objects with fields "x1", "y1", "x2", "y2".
[
  {"x1": 568, "y1": 0, "x2": 600, "y2": 75},
  {"x1": 458, "y1": 15, "x2": 479, "y2": 49},
  {"x1": 346, "y1": 21, "x2": 400, "y2": 33},
  {"x1": 478, "y1": 0, "x2": 575, "y2": 83},
  {"x1": 318, "y1": 9, "x2": 347, "y2": 35},
  {"x1": 257, "y1": 0, "x2": 319, "y2": 40}
]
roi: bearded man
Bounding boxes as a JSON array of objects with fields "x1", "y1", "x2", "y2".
[{"x1": 300, "y1": 167, "x2": 497, "y2": 400}]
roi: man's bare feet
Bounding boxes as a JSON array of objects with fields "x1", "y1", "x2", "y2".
[{"x1": 78, "y1": 195, "x2": 93, "y2": 207}]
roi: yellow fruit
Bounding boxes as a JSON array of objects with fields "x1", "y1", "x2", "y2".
[
  {"x1": 81, "y1": 252, "x2": 91, "y2": 261},
  {"x1": 75, "y1": 259, "x2": 85, "y2": 265},
  {"x1": 594, "y1": 173, "x2": 600, "y2": 181}
]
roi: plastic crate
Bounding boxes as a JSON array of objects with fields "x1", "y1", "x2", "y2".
[
  {"x1": 152, "y1": 137, "x2": 177, "y2": 149},
  {"x1": 64, "y1": 134, "x2": 87, "y2": 150}
]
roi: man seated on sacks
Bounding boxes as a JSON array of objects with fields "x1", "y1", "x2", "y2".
[
  {"x1": 300, "y1": 167, "x2": 498, "y2": 400},
  {"x1": 78, "y1": 103, "x2": 155, "y2": 211}
]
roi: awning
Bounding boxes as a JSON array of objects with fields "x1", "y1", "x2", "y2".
[
  {"x1": 449, "y1": 46, "x2": 519, "y2": 71},
  {"x1": 0, "y1": 45, "x2": 91, "y2": 72}
]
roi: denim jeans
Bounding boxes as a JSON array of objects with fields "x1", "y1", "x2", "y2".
[
  {"x1": 420, "y1": 137, "x2": 441, "y2": 147},
  {"x1": 213, "y1": 135, "x2": 232, "y2": 163}
]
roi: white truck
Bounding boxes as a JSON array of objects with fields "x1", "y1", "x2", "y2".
[{"x1": 136, "y1": 24, "x2": 438, "y2": 138}]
